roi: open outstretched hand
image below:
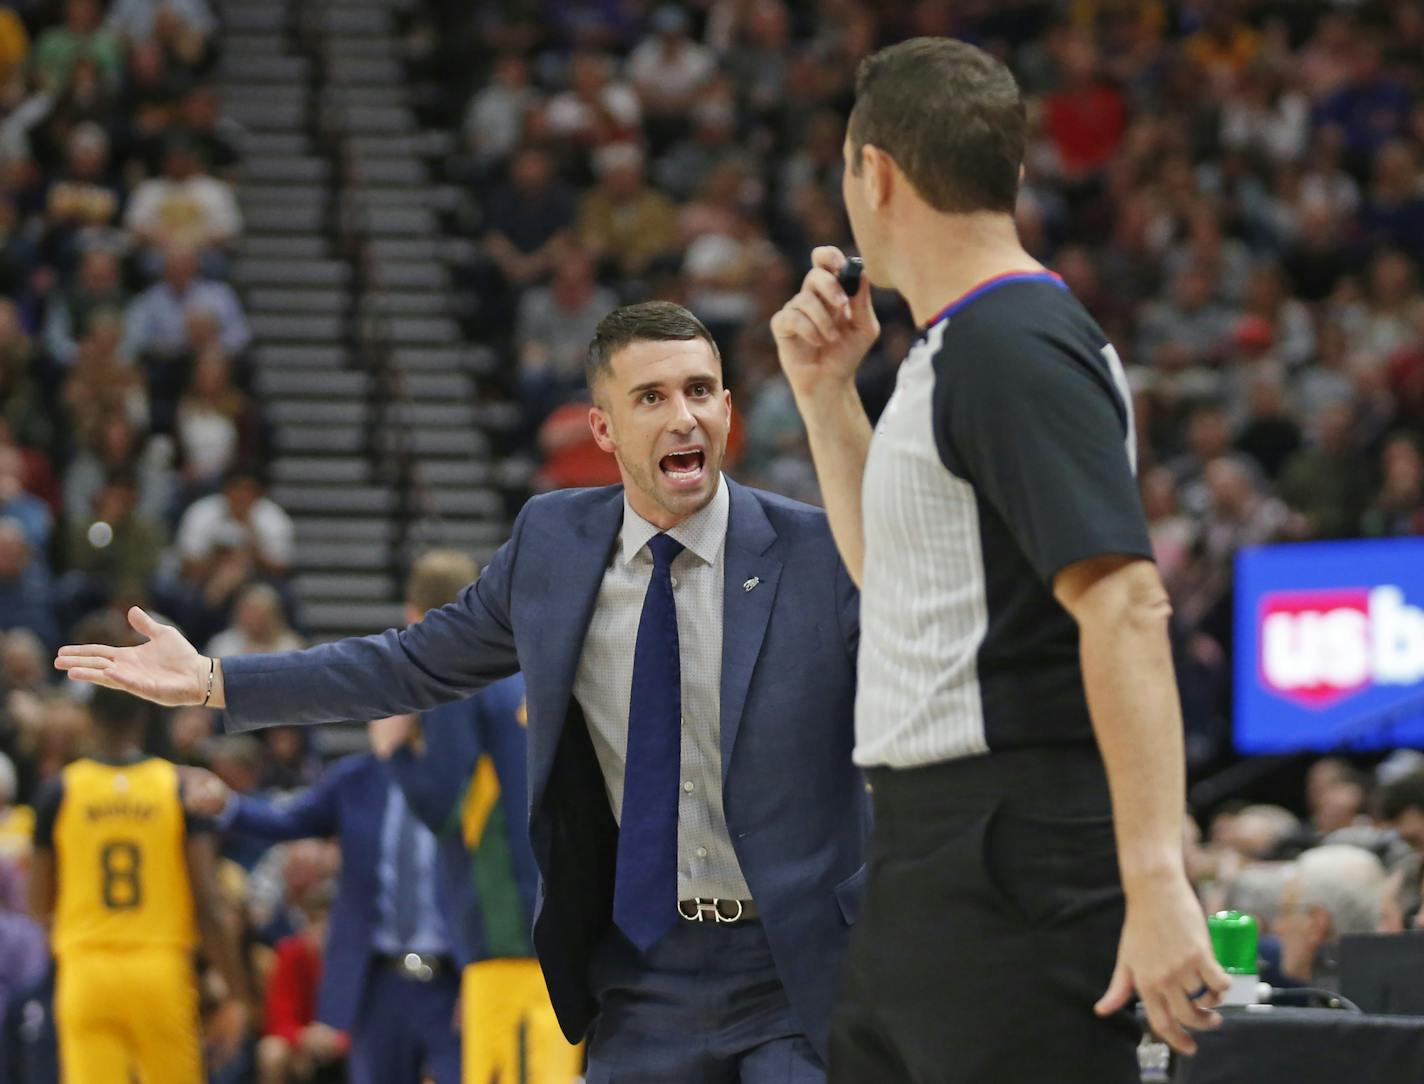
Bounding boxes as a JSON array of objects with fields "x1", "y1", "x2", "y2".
[{"x1": 55, "y1": 607, "x2": 210, "y2": 707}]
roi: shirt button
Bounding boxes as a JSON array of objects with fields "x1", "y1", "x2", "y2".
[
  {"x1": 670, "y1": 576, "x2": 679, "y2": 587},
  {"x1": 683, "y1": 781, "x2": 695, "y2": 793},
  {"x1": 695, "y1": 847, "x2": 708, "y2": 859}
]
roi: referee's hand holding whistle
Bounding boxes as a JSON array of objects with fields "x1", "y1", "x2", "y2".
[{"x1": 770, "y1": 246, "x2": 880, "y2": 398}]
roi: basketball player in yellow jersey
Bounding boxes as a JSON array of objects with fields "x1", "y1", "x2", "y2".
[{"x1": 29, "y1": 687, "x2": 251, "y2": 1083}]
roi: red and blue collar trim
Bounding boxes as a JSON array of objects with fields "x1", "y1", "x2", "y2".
[{"x1": 923, "y1": 270, "x2": 1067, "y2": 331}]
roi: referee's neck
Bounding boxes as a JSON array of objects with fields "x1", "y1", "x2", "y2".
[{"x1": 894, "y1": 214, "x2": 1041, "y2": 327}]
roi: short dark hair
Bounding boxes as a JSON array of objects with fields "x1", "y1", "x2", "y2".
[
  {"x1": 586, "y1": 301, "x2": 721, "y2": 390},
  {"x1": 1380, "y1": 772, "x2": 1424, "y2": 821},
  {"x1": 89, "y1": 687, "x2": 148, "y2": 737},
  {"x1": 848, "y1": 37, "x2": 1025, "y2": 214}
]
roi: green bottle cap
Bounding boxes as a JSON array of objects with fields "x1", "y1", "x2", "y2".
[{"x1": 1208, "y1": 910, "x2": 1259, "y2": 975}]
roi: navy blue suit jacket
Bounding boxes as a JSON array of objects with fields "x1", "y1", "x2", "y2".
[
  {"x1": 222, "y1": 754, "x2": 452, "y2": 1031},
  {"x1": 387, "y1": 674, "x2": 539, "y2": 965},
  {"x1": 221, "y1": 480, "x2": 866, "y2": 1057}
]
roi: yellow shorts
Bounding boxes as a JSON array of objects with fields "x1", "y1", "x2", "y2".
[
  {"x1": 462, "y1": 958, "x2": 584, "y2": 1084},
  {"x1": 55, "y1": 946, "x2": 203, "y2": 1084}
]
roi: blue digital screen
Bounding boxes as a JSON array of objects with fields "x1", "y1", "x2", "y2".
[{"x1": 1233, "y1": 538, "x2": 1424, "y2": 753}]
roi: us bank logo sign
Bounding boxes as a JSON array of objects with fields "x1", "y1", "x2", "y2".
[{"x1": 1236, "y1": 539, "x2": 1424, "y2": 753}]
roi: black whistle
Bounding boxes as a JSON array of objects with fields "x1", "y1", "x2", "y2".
[{"x1": 837, "y1": 256, "x2": 864, "y2": 297}]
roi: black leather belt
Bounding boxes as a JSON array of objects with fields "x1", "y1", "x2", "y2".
[
  {"x1": 677, "y1": 898, "x2": 759, "y2": 923},
  {"x1": 375, "y1": 952, "x2": 453, "y2": 981}
]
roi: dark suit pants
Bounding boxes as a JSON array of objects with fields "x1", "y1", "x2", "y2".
[
  {"x1": 350, "y1": 958, "x2": 460, "y2": 1084},
  {"x1": 585, "y1": 919, "x2": 825, "y2": 1083},
  {"x1": 831, "y1": 747, "x2": 1141, "y2": 1084}
]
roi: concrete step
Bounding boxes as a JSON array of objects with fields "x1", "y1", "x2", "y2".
[
  {"x1": 256, "y1": 368, "x2": 366, "y2": 397},
  {"x1": 302, "y1": 600, "x2": 405, "y2": 634},
  {"x1": 233, "y1": 257, "x2": 351, "y2": 288},
  {"x1": 270, "y1": 455, "x2": 371, "y2": 484},
  {"x1": 273, "y1": 425, "x2": 366, "y2": 453},
  {"x1": 240, "y1": 235, "x2": 330, "y2": 260},
  {"x1": 249, "y1": 286, "x2": 351, "y2": 314},
  {"x1": 271, "y1": 483, "x2": 396, "y2": 514},
  {"x1": 252, "y1": 344, "x2": 351, "y2": 369},
  {"x1": 292, "y1": 570, "x2": 395, "y2": 600},
  {"x1": 251, "y1": 313, "x2": 347, "y2": 343}
]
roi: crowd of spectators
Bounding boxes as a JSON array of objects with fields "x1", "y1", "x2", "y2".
[
  {"x1": 3, "y1": 0, "x2": 1424, "y2": 1079},
  {"x1": 0, "y1": 0, "x2": 318, "y2": 1078},
  {"x1": 418, "y1": 0, "x2": 1424, "y2": 757}
]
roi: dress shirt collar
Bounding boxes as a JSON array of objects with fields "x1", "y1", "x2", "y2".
[{"x1": 619, "y1": 473, "x2": 729, "y2": 568}]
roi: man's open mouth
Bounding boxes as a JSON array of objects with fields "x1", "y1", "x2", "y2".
[{"x1": 660, "y1": 449, "x2": 705, "y2": 481}]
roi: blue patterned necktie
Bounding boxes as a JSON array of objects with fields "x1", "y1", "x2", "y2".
[{"x1": 613, "y1": 532, "x2": 685, "y2": 951}]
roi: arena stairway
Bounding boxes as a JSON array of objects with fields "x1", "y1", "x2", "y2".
[{"x1": 217, "y1": 0, "x2": 517, "y2": 646}]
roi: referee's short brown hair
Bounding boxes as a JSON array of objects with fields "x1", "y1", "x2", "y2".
[
  {"x1": 848, "y1": 37, "x2": 1025, "y2": 215},
  {"x1": 586, "y1": 301, "x2": 721, "y2": 393},
  {"x1": 406, "y1": 549, "x2": 478, "y2": 614}
]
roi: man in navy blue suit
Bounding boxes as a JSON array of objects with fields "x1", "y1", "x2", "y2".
[
  {"x1": 58, "y1": 301, "x2": 865, "y2": 1082},
  {"x1": 184, "y1": 716, "x2": 462, "y2": 1084}
]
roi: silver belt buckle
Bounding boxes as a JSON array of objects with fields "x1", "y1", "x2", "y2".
[
  {"x1": 398, "y1": 952, "x2": 436, "y2": 981},
  {"x1": 678, "y1": 897, "x2": 744, "y2": 923}
]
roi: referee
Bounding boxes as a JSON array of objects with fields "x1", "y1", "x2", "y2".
[{"x1": 772, "y1": 38, "x2": 1229, "y2": 1083}]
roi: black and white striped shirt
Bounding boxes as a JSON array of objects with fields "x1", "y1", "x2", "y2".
[{"x1": 855, "y1": 273, "x2": 1152, "y2": 769}]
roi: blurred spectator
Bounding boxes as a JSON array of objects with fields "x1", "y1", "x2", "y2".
[
  {"x1": 1234, "y1": 364, "x2": 1302, "y2": 480},
  {"x1": 167, "y1": 704, "x2": 214, "y2": 765},
  {"x1": 627, "y1": 6, "x2": 715, "y2": 149},
  {"x1": 1380, "y1": 773, "x2": 1424, "y2": 857},
  {"x1": 122, "y1": 240, "x2": 250, "y2": 362},
  {"x1": 0, "y1": 6, "x2": 27, "y2": 88},
  {"x1": 544, "y1": 50, "x2": 640, "y2": 148},
  {"x1": 514, "y1": 245, "x2": 615, "y2": 429},
  {"x1": 62, "y1": 410, "x2": 173, "y2": 527},
  {"x1": 257, "y1": 881, "x2": 347, "y2": 1084},
  {"x1": 124, "y1": 132, "x2": 241, "y2": 259},
  {"x1": 1361, "y1": 140, "x2": 1424, "y2": 264},
  {"x1": 206, "y1": 582, "x2": 303, "y2": 658},
  {"x1": 1240, "y1": 263, "x2": 1315, "y2": 370},
  {"x1": 61, "y1": 314, "x2": 148, "y2": 436},
  {"x1": 31, "y1": 0, "x2": 124, "y2": 93},
  {"x1": 60, "y1": 469, "x2": 166, "y2": 612},
  {"x1": 462, "y1": 53, "x2": 535, "y2": 172},
  {"x1": 1277, "y1": 400, "x2": 1375, "y2": 538},
  {"x1": 256, "y1": 727, "x2": 318, "y2": 794},
  {"x1": 42, "y1": 244, "x2": 126, "y2": 367},
  {"x1": 481, "y1": 146, "x2": 576, "y2": 289},
  {"x1": 0, "y1": 302, "x2": 46, "y2": 453},
  {"x1": 173, "y1": 83, "x2": 239, "y2": 179},
  {"x1": 1275, "y1": 845, "x2": 1387, "y2": 987},
  {"x1": 175, "y1": 347, "x2": 260, "y2": 494},
  {"x1": 0, "y1": 442, "x2": 50, "y2": 557},
  {"x1": 1044, "y1": 31, "x2": 1125, "y2": 184},
  {"x1": 1361, "y1": 431, "x2": 1424, "y2": 536},
  {"x1": 577, "y1": 142, "x2": 678, "y2": 279},
  {"x1": 1137, "y1": 266, "x2": 1236, "y2": 371},
  {"x1": 39, "y1": 122, "x2": 122, "y2": 272},
  {"x1": 1313, "y1": 33, "x2": 1411, "y2": 169},
  {"x1": 106, "y1": 0, "x2": 216, "y2": 45}
]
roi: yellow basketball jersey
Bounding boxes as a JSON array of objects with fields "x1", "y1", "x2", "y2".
[{"x1": 49, "y1": 757, "x2": 198, "y2": 959}]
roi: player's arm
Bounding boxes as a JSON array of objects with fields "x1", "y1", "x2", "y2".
[
  {"x1": 185, "y1": 829, "x2": 252, "y2": 1064},
  {"x1": 55, "y1": 501, "x2": 534, "y2": 725},
  {"x1": 27, "y1": 848, "x2": 55, "y2": 931},
  {"x1": 27, "y1": 779, "x2": 62, "y2": 930},
  {"x1": 772, "y1": 246, "x2": 879, "y2": 585},
  {"x1": 1055, "y1": 557, "x2": 1228, "y2": 1051}
]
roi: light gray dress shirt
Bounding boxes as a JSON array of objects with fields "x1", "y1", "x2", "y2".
[{"x1": 572, "y1": 476, "x2": 752, "y2": 901}]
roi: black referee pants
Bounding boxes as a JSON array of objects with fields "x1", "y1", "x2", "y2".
[{"x1": 830, "y1": 746, "x2": 1141, "y2": 1084}]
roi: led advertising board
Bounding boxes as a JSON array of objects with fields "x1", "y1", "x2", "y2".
[{"x1": 1234, "y1": 538, "x2": 1424, "y2": 753}]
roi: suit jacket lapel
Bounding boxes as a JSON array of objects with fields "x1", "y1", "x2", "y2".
[
  {"x1": 720, "y1": 480, "x2": 781, "y2": 779},
  {"x1": 527, "y1": 489, "x2": 622, "y2": 811}
]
